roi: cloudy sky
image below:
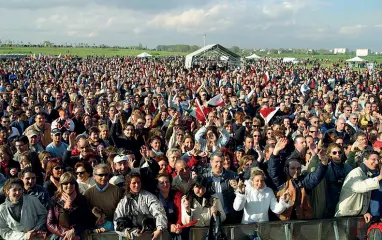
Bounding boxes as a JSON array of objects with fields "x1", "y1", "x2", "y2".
[{"x1": 1, "y1": 0, "x2": 381, "y2": 51}]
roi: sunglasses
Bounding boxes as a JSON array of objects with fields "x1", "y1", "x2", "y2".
[
  {"x1": 62, "y1": 181, "x2": 76, "y2": 186},
  {"x1": 53, "y1": 167, "x2": 63, "y2": 171},
  {"x1": 332, "y1": 151, "x2": 342, "y2": 155},
  {"x1": 253, "y1": 125, "x2": 260, "y2": 128},
  {"x1": 95, "y1": 173, "x2": 109, "y2": 177},
  {"x1": 76, "y1": 171, "x2": 86, "y2": 175}
]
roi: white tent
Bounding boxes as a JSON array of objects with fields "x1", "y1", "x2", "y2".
[
  {"x1": 137, "y1": 52, "x2": 152, "y2": 58},
  {"x1": 283, "y1": 57, "x2": 298, "y2": 64},
  {"x1": 345, "y1": 56, "x2": 367, "y2": 62},
  {"x1": 185, "y1": 44, "x2": 241, "y2": 69},
  {"x1": 245, "y1": 53, "x2": 261, "y2": 59}
]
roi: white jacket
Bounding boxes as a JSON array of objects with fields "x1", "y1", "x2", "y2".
[
  {"x1": 0, "y1": 195, "x2": 47, "y2": 240},
  {"x1": 233, "y1": 183, "x2": 289, "y2": 224},
  {"x1": 335, "y1": 167, "x2": 380, "y2": 217},
  {"x1": 113, "y1": 190, "x2": 167, "y2": 239}
]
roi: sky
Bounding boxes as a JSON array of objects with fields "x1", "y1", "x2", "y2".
[{"x1": 1, "y1": 0, "x2": 381, "y2": 51}]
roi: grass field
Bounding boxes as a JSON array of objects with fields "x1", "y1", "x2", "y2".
[
  {"x1": 0, "y1": 47, "x2": 187, "y2": 57},
  {"x1": 1, "y1": 47, "x2": 382, "y2": 64}
]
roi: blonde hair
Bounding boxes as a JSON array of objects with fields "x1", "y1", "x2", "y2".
[
  {"x1": 250, "y1": 167, "x2": 265, "y2": 180},
  {"x1": 238, "y1": 155, "x2": 255, "y2": 173},
  {"x1": 55, "y1": 172, "x2": 79, "y2": 198}
]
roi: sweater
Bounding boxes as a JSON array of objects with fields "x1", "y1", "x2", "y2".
[
  {"x1": 84, "y1": 184, "x2": 123, "y2": 221},
  {"x1": 233, "y1": 183, "x2": 289, "y2": 224}
]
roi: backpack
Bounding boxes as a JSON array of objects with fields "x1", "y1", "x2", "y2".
[{"x1": 367, "y1": 222, "x2": 382, "y2": 240}]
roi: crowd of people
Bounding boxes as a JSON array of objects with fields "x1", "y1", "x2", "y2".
[{"x1": 0, "y1": 55, "x2": 381, "y2": 240}]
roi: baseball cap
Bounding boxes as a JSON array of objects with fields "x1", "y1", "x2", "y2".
[
  {"x1": 25, "y1": 130, "x2": 39, "y2": 138},
  {"x1": 113, "y1": 155, "x2": 129, "y2": 163},
  {"x1": 51, "y1": 129, "x2": 61, "y2": 136}
]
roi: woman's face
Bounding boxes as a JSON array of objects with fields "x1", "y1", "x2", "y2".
[
  {"x1": 252, "y1": 175, "x2": 265, "y2": 190},
  {"x1": 244, "y1": 160, "x2": 253, "y2": 170},
  {"x1": 236, "y1": 151, "x2": 243, "y2": 161},
  {"x1": 158, "y1": 160, "x2": 168, "y2": 174},
  {"x1": 176, "y1": 131, "x2": 185, "y2": 143},
  {"x1": 193, "y1": 185, "x2": 206, "y2": 197},
  {"x1": 7, "y1": 184, "x2": 23, "y2": 202},
  {"x1": 157, "y1": 176, "x2": 171, "y2": 193},
  {"x1": 100, "y1": 129, "x2": 109, "y2": 139},
  {"x1": 223, "y1": 156, "x2": 231, "y2": 170},
  {"x1": 183, "y1": 138, "x2": 194, "y2": 151},
  {"x1": 151, "y1": 139, "x2": 161, "y2": 151},
  {"x1": 52, "y1": 165, "x2": 63, "y2": 179},
  {"x1": 76, "y1": 166, "x2": 90, "y2": 182},
  {"x1": 62, "y1": 180, "x2": 76, "y2": 195},
  {"x1": 129, "y1": 177, "x2": 141, "y2": 194},
  {"x1": 0, "y1": 150, "x2": 10, "y2": 163},
  {"x1": 207, "y1": 131, "x2": 217, "y2": 142},
  {"x1": 329, "y1": 147, "x2": 342, "y2": 163}
]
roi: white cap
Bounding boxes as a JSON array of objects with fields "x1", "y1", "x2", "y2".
[{"x1": 113, "y1": 155, "x2": 129, "y2": 163}]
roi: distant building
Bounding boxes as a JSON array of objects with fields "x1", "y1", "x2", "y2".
[
  {"x1": 333, "y1": 48, "x2": 348, "y2": 54},
  {"x1": 356, "y1": 49, "x2": 371, "y2": 56}
]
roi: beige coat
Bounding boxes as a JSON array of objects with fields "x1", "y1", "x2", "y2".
[
  {"x1": 181, "y1": 195, "x2": 226, "y2": 227},
  {"x1": 335, "y1": 167, "x2": 380, "y2": 217}
]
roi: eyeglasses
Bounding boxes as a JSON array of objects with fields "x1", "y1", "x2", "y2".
[
  {"x1": 95, "y1": 173, "x2": 109, "y2": 177},
  {"x1": 62, "y1": 181, "x2": 76, "y2": 186},
  {"x1": 53, "y1": 167, "x2": 63, "y2": 171},
  {"x1": 310, "y1": 130, "x2": 317, "y2": 133},
  {"x1": 314, "y1": 105, "x2": 319, "y2": 107},
  {"x1": 177, "y1": 133, "x2": 184, "y2": 137},
  {"x1": 253, "y1": 125, "x2": 260, "y2": 128},
  {"x1": 332, "y1": 151, "x2": 342, "y2": 155},
  {"x1": 76, "y1": 171, "x2": 86, "y2": 175},
  {"x1": 253, "y1": 135, "x2": 261, "y2": 137}
]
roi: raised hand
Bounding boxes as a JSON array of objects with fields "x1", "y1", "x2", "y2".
[{"x1": 273, "y1": 138, "x2": 288, "y2": 155}]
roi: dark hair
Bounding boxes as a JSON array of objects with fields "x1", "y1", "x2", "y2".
[
  {"x1": 74, "y1": 162, "x2": 93, "y2": 177},
  {"x1": 20, "y1": 167, "x2": 35, "y2": 178},
  {"x1": 124, "y1": 172, "x2": 141, "y2": 196},
  {"x1": 15, "y1": 135, "x2": 29, "y2": 145}
]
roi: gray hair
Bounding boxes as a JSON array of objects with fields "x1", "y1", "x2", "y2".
[
  {"x1": 350, "y1": 113, "x2": 359, "y2": 118},
  {"x1": 166, "y1": 148, "x2": 181, "y2": 157},
  {"x1": 210, "y1": 151, "x2": 223, "y2": 161},
  {"x1": 93, "y1": 163, "x2": 110, "y2": 175}
]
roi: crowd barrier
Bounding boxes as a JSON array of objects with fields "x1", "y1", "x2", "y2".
[{"x1": 1, "y1": 217, "x2": 366, "y2": 240}]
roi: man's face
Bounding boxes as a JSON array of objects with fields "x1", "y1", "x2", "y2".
[
  {"x1": 94, "y1": 168, "x2": 110, "y2": 187},
  {"x1": 294, "y1": 137, "x2": 306, "y2": 152},
  {"x1": 336, "y1": 119, "x2": 346, "y2": 131},
  {"x1": 211, "y1": 156, "x2": 223, "y2": 175},
  {"x1": 364, "y1": 154, "x2": 380, "y2": 171},
  {"x1": 35, "y1": 115, "x2": 45, "y2": 126},
  {"x1": 15, "y1": 141, "x2": 28, "y2": 153},
  {"x1": 52, "y1": 133, "x2": 61, "y2": 143},
  {"x1": 168, "y1": 153, "x2": 180, "y2": 168},
  {"x1": 1, "y1": 118, "x2": 10, "y2": 128},
  {"x1": 175, "y1": 161, "x2": 190, "y2": 180},
  {"x1": 114, "y1": 160, "x2": 129, "y2": 175},
  {"x1": 22, "y1": 172, "x2": 36, "y2": 190}
]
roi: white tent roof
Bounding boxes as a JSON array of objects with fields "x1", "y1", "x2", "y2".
[
  {"x1": 185, "y1": 44, "x2": 241, "y2": 69},
  {"x1": 137, "y1": 52, "x2": 152, "y2": 58},
  {"x1": 345, "y1": 56, "x2": 367, "y2": 62},
  {"x1": 283, "y1": 57, "x2": 298, "y2": 63},
  {"x1": 245, "y1": 53, "x2": 261, "y2": 59}
]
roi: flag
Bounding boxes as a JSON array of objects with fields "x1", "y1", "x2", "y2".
[
  {"x1": 207, "y1": 94, "x2": 224, "y2": 108},
  {"x1": 195, "y1": 99, "x2": 206, "y2": 122},
  {"x1": 57, "y1": 53, "x2": 61, "y2": 58},
  {"x1": 263, "y1": 71, "x2": 269, "y2": 82},
  {"x1": 185, "y1": 108, "x2": 196, "y2": 118},
  {"x1": 259, "y1": 107, "x2": 279, "y2": 125}
]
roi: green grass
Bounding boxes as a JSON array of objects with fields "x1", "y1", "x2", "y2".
[{"x1": 0, "y1": 47, "x2": 187, "y2": 57}]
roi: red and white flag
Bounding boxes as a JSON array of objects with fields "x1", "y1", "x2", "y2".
[
  {"x1": 263, "y1": 72, "x2": 269, "y2": 82},
  {"x1": 259, "y1": 107, "x2": 279, "y2": 125},
  {"x1": 195, "y1": 99, "x2": 207, "y2": 123},
  {"x1": 207, "y1": 94, "x2": 224, "y2": 108}
]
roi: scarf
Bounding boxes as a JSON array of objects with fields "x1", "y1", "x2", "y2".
[{"x1": 5, "y1": 196, "x2": 23, "y2": 222}]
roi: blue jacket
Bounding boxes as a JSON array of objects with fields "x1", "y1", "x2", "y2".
[
  {"x1": 267, "y1": 153, "x2": 327, "y2": 192},
  {"x1": 325, "y1": 161, "x2": 352, "y2": 217}
]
